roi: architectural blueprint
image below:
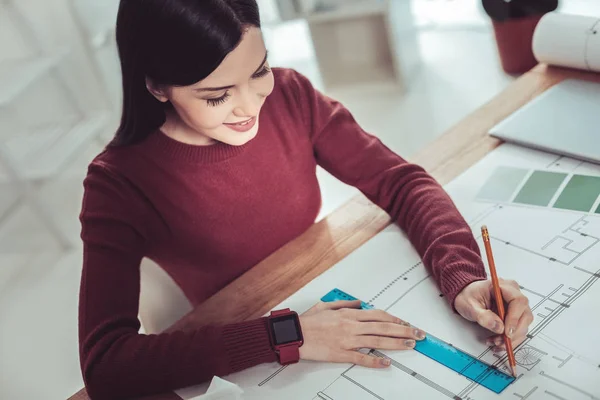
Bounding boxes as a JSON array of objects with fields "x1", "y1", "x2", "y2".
[{"x1": 177, "y1": 144, "x2": 600, "y2": 400}]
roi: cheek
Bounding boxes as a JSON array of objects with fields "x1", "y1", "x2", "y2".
[
  {"x1": 250, "y1": 74, "x2": 275, "y2": 102},
  {"x1": 174, "y1": 98, "x2": 232, "y2": 129},
  {"x1": 261, "y1": 74, "x2": 275, "y2": 97},
  {"x1": 191, "y1": 106, "x2": 231, "y2": 129}
]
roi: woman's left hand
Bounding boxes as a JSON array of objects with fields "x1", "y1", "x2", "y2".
[{"x1": 454, "y1": 279, "x2": 534, "y2": 352}]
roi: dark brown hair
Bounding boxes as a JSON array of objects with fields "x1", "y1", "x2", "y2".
[{"x1": 112, "y1": 0, "x2": 261, "y2": 146}]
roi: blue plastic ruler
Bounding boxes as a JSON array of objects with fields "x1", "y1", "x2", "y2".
[{"x1": 320, "y1": 288, "x2": 516, "y2": 394}]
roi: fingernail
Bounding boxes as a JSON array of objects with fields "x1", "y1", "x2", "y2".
[
  {"x1": 495, "y1": 337, "x2": 503, "y2": 346},
  {"x1": 399, "y1": 320, "x2": 411, "y2": 326},
  {"x1": 380, "y1": 358, "x2": 391, "y2": 366},
  {"x1": 508, "y1": 327, "x2": 515, "y2": 338},
  {"x1": 492, "y1": 321, "x2": 502, "y2": 334},
  {"x1": 414, "y1": 329, "x2": 426, "y2": 340},
  {"x1": 405, "y1": 339, "x2": 416, "y2": 348}
]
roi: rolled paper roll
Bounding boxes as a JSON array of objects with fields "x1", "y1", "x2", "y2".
[{"x1": 533, "y1": 12, "x2": 600, "y2": 72}]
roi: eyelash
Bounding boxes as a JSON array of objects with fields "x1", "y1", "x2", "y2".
[
  {"x1": 205, "y1": 66, "x2": 271, "y2": 107},
  {"x1": 252, "y1": 66, "x2": 271, "y2": 79},
  {"x1": 206, "y1": 91, "x2": 231, "y2": 107}
]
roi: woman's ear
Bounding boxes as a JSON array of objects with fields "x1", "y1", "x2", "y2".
[{"x1": 145, "y1": 77, "x2": 169, "y2": 102}]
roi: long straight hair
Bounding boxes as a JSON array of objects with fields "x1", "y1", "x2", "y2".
[{"x1": 111, "y1": 0, "x2": 261, "y2": 146}]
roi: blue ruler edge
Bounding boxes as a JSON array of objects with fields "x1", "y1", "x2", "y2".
[{"x1": 320, "y1": 288, "x2": 515, "y2": 394}]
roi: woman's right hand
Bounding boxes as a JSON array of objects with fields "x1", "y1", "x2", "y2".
[{"x1": 298, "y1": 300, "x2": 426, "y2": 368}]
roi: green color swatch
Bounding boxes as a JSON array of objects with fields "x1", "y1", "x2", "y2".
[
  {"x1": 553, "y1": 175, "x2": 600, "y2": 212},
  {"x1": 514, "y1": 171, "x2": 567, "y2": 206},
  {"x1": 477, "y1": 166, "x2": 529, "y2": 202}
]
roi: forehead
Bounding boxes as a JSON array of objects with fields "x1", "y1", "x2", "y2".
[{"x1": 199, "y1": 27, "x2": 266, "y2": 86}]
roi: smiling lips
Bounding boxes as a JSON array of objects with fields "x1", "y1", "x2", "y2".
[{"x1": 224, "y1": 116, "x2": 256, "y2": 132}]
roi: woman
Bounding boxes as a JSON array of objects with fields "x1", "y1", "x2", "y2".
[{"x1": 78, "y1": 0, "x2": 534, "y2": 398}]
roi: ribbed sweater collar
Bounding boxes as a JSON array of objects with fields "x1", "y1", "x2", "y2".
[{"x1": 144, "y1": 129, "x2": 251, "y2": 164}]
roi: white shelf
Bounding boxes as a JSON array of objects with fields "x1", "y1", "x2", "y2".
[
  {"x1": 307, "y1": 1, "x2": 388, "y2": 24},
  {"x1": 2, "y1": 113, "x2": 109, "y2": 180},
  {"x1": 278, "y1": 0, "x2": 387, "y2": 24},
  {"x1": 70, "y1": 0, "x2": 120, "y2": 48},
  {"x1": 0, "y1": 55, "x2": 64, "y2": 107}
]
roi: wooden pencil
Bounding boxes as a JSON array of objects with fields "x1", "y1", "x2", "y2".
[{"x1": 481, "y1": 225, "x2": 517, "y2": 377}]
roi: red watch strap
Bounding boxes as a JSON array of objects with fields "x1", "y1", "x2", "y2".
[
  {"x1": 278, "y1": 344, "x2": 300, "y2": 364},
  {"x1": 269, "y1": 309, "x2": 302, "y2": 365},
  {"x1": 270, "y1": 308, "x2": 291, "y2": 317}
]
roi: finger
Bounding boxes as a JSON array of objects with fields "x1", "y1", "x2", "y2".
[
  {"x1": 343, "y1": 309, "x2": 409, "y2": 325},
  {"x1": 512, "y1": 334, "x2": 527, "y2": 348},
  {"x1": 486, "y1": 331, "x2": 528, "y2": 349},
  {"x1": 498, "y1": 279, "x2": 526, "y2": 303},
  {"x1": 474, "y1": 308, "x2": 505, "y2": 334},
  {"x1": 513, "y1": 308, "x2": 534, "y2": 339},
  {"x1": 355, "y1": 322, "x2": 425, "y2": 340},
  {"x1": 507, "y1": 318, "x2": 533, "y2": 348},
  {"x1": 350, "y1": 335, "x2": 417, "y2": 351},
  {"x1": 345, "y1": 351, "x2": 392, "y2": 369},
  {"x1": 492, "y1": 345, "x2": 506, "y2": 353},
  {"x1": 486, "y1": 335, "x2": 506, "y2": 347},
  {"x1": 501, "y1": 287, "x2": 530, "y2": 338},
  {"x1": 321, "y1": 300, "x2": 363, "y2": 311}
]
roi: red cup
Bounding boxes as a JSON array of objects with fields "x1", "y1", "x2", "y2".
[{"x1": 492, "y1": 15, "x2": 544, "y2": 74}]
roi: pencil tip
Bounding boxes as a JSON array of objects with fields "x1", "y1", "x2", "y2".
[{"x1": 511, "y1": 365, "x2": 517, "y2": 377}]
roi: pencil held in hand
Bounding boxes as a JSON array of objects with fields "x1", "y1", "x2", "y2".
[{"x1": 481, "y1": 225, "x2": 518, "y2": 377}]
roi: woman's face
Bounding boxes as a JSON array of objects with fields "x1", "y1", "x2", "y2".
[{"x1": 151, "y1": 27, "x2": 275, "y2": 146}]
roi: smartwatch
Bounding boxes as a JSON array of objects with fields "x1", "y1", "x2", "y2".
[{"x1": 267, "y1": 308, "x2": 304, "y2": 365}]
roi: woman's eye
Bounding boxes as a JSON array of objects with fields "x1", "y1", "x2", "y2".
[
  {"x1": 206, "y1": 91, "x2": 231, "y2": 107},
  {"x1": 252, "y1": 66, "x2": 271, "y2": 79}
]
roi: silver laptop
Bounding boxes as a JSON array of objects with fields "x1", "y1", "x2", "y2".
[{"x1": 489, "y1": 79, "x2": 600, "y2": 164}]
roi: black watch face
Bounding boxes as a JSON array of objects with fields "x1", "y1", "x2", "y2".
[
  {"x1": 270, "y1": 314, "x2": 302, "y2": 345},
  {"x1": 482, "y1": 0, "x2": 558, "y2": 22}
]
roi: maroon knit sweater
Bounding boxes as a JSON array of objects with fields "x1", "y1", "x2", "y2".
[{"x1": 78, "y1": 68, "x2": 486, "y2": 399}]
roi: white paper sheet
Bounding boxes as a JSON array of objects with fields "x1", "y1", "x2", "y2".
[
  {"x1": 178, "y1": 143, "x2": 600, "y2": 400},
  {"x1": 187, "y1": 376, "x2": 243, "y2": 400}
]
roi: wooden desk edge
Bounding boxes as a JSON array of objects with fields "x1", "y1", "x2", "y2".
[{"x1": 67, "y1": 64, "x2": 600, "y2": 400}]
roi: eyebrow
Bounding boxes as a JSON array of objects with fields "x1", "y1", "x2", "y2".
[{"x1": 194, "y1": 51, "x2": 269, "y2": 93}]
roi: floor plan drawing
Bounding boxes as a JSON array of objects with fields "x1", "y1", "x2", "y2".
[{"x1": 176, "y1": 145, "x2": 600, "y2": 400}]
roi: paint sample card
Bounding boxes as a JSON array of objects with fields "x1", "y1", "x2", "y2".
[
  {"x1": 514, "y1": 171, "x2": 568, "y2": 206},
  {"x1": 553, "y1": 175, "x2": 600, "y2": 212},
  {"x1": 477, "y1": 167, "x2": 600, "y2": 214},
  {"x1": 477, "y1": 166, "x2": 529, "y2": 202}
]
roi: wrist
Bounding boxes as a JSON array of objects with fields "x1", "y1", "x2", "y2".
[
  {"x1": 442, "y1": 265, "x2": 487, "y2": 308},
  {"x1": 449, "y1": 275, "x2": 487, "y2": 311},
  {"x1": 456, "y1": 280, "x2": 476, "y2": 297},
  {"x1": 267, "y1": 309, "x2": 304, "y2": 365}
]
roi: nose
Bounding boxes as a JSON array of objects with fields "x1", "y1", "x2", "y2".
[{"x1": 233, "y1": 87, "x2": 261, "y2": 118}]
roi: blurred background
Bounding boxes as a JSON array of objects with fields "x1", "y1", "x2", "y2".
[{"x1": 1, "y1": 0, "x2": 600, "y2": 398}]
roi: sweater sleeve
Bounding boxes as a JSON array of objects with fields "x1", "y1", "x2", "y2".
[
  {"x1": 286, "y1": 70, "x2": 487, "y2": 305},
  {"x1": 78, "y1": 162, "x2": 276, "y2": 399}
]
